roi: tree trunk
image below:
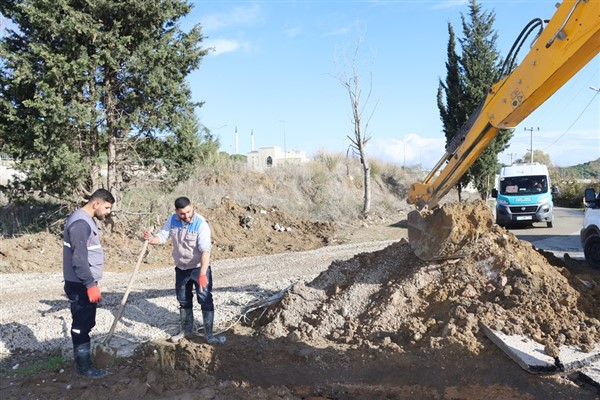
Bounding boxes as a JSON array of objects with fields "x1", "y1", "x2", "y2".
[
  {"x1": 104, "y1": 77, "x2": 123, "y2": 211},
  {"x1": 362, "y1": 158, "x2": 371, "y2": 214},
  {"x1": 106, "y1": 135, "x2": 121, "y2": 211},
  {"x1": 89, "y1": 163, "x2": 101, "y2": 192}
]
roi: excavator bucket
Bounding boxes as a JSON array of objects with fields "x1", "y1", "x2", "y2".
[{"x1": 407, "y1": 201, "x2": 494, "y2": 261}]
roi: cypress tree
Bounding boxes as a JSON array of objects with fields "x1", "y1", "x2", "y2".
[{"x1": 438, "y1": 0, "x2": 513, "y2": 199}]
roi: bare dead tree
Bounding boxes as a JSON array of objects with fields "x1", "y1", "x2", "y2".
[{"x1": 335, "y1": 32, "x2": 378, "y2": 215}]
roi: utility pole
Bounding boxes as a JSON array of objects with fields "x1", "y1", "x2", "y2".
[
  {"x1": 507, "y1": 152, "x2": 517, "y2": 165},
  {"x1": 524, "y1": 127, "x2": 539, "y2": 163}
]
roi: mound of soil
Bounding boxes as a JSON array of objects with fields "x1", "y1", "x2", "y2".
[
  {"x1": 257, "y1": 209, "x2": 600, "y2": 354},
  {"x1": 0, "y1": 197, "x2": 336, "y2": 274},
  {"x1": 206, "y1": 197, "x2": 336, "y2": 258}
]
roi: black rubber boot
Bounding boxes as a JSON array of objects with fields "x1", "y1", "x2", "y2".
[
  {"x1": 202, "y1": 310, "x2": 226, "y2": 344},
  {"x1": 169, "y1": 308, "x2": 194, "y2": 343},
  {"x1": 74, "y1": 342, "x2": 107, "y2": 378}
]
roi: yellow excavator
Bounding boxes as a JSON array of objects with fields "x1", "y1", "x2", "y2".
[{"x1": 407, "y1": 0, "x2": 600, "y2": 260}]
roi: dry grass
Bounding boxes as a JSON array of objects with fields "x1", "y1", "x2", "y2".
[
  {"x1": 118, "y1": 152, "x2": 421, "y2": 234},
  {"x1": 1, "y1": 152, "x2": 420, "y2": 237}
]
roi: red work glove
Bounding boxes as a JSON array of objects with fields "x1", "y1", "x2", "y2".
[
  {"x1": 87, "y1": 286, "x2": 102, "y2": 303},
  {"x1": 199, "y1": 274, "x2": 208, "y2": 289}
]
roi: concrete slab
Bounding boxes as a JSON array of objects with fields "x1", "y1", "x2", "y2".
[
  {"x1": 480, "y1": 324, "x2": 557, "y2": 374},
  {"x1": 558, "y1": 344, "x2": 600, "y2": 372},
  {"x1": 482, "y1": 323, "x2": 600, "y2": 375},
  {"x1": 578, "y1": 359, "x2": 600, "y2": 389}
]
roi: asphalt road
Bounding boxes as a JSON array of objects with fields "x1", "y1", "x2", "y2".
[{"x1": 505, "y1": 207, "x2": 584, "y2": 259}]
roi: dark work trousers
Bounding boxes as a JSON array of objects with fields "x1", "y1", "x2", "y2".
[
  {"x1": 64, "y1": 281, "x2": 97, "y2": 346},
  {"x1": 175, "y1": 266, "x2": 214, "y2": 312}
]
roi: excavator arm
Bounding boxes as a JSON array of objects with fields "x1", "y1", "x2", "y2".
[
  {"x1": 407, "y1": 0, "x2": 600, "y2": 261},
  {"x1": 407, "y1": 0, "x2": 600, "y2": 211}
]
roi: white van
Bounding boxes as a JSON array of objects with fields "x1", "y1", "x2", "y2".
[{"x1": 492, "y1": 163, "x2": 557, "y2": 228}]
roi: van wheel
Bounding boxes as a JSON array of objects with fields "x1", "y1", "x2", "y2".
[
  {"x1": 584, "y1": 234, "x2": 600, "y2": 268},
  {"x1": 546, "y1": 221, "x2": 553, "y2": 228}
]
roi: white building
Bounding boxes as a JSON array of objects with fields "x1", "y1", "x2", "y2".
[
  {"x1": 247, "y1": 147, "x2": 310, "y2": 172},
  {"x1": 0, "y1": 159, "x2": 24, "y2": 186}
]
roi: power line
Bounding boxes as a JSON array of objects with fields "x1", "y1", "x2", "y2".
[{"x1": 543, "y1": 89, "x2": 599, "y2": 152}]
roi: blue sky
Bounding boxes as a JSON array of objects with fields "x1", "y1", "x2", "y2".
[{"x1": 186, "y1": 0, "x2": 599, "y2": 168}]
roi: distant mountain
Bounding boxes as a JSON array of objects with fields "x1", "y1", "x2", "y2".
[{"x1": 555, "y1": 158, "x2": 600, "y2": 180}]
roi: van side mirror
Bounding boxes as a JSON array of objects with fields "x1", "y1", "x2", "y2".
[
  {"x1": 584, "y1": 187, "x2": 597, "y2": 208},
  {"x1": 551, "y1": 185, "x2": 559, "y2": 195},
  {"x1": 491, "y1": 188, "x2": 498, "y2": 198}
]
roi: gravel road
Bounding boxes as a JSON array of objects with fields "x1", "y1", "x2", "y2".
[{"x1": 0, "y1": 239, "x2": 399, "y2": 361}]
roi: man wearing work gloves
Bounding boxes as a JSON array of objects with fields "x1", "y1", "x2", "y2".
[
  {"x1": 144, "y1": 196, "x2": 225, "y2": 344},
  {"x1": 63, "y1": 188, "x2": 115, "y2": 378}
]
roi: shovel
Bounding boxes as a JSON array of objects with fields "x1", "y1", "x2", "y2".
[{"x1": 92, "y1": 239, "x2": 149, "y2": 369}]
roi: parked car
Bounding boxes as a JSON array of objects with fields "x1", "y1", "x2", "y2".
[{"x1": 581, "y1": 187, "x2": 600, "y2": 268}]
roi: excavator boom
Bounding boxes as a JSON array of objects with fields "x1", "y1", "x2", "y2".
[
  {"x1": 407, "y1": 0, "x2": 600, "y2": 211},
  {"x1": 407, "y1": 0, "x2": 600, "y2": 260}
]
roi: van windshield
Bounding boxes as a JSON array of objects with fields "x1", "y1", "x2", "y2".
[{"x1": 500, "y1": 175, "x2": 548, "y2": 195}]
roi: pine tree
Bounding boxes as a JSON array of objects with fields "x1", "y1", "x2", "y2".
[{"x1": 0, "y1": 0, "x2": 209, "y2": 205}]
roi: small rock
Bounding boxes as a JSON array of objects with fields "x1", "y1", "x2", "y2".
[
  {"x1": 499, "y1": 275, "x2": 508, "y2": 287},
  {"x1": 462, "y1": 283, "x2": 478, "y2": 298}
]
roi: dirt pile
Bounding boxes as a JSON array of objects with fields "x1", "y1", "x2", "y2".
[
  {"x1": 254, "y1": 200, "x2": 600, "y2": 356},
  {"x1": 0, "y1": 197, "x2": 336, "y2": 273},
  {"x1": 205, "y1": 196, "x2": 335, "y2": 258}
]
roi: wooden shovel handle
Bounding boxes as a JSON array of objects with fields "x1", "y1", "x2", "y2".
[{"x1": 103, "y1": 239, "x2": 149, "y2": 344}]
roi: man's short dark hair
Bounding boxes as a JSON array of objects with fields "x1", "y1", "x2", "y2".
[
  {"x1": 174, "y1": 196, "x2": 191, "y2": 209},
  {"x1": 89, "y1": 189, "x2": 115, "y2": 204}
]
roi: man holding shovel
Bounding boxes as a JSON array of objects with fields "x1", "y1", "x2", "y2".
[
  {"x1": 144, "y1": 196, "x2": 225, "y2": 344},
  {"x1": 63, "y1": 188, "x2": 115, "y2": 378}
]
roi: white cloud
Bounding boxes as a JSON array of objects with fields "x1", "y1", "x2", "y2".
[
  {"x1": 368, "y1": 124, "x2": 598, "y2": 170},
  {"x1": 324, "y1": 27, "x2": 351, "y2": 37},
  {"x1": 368, "y1": 133, "x2": 446, "y2": 168},
  {"x1": 203, "y1": 38, "x2": 252, "y2": 56},
  {"x1": 201, "y1": 4, "x2": 263, "y2": 32}
]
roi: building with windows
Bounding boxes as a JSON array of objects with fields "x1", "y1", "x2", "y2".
[{"x1": 247, "y1": 147, "x2": 310, "y2": 172}]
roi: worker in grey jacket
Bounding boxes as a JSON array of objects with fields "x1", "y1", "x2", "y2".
[
  {"x1": 144, "y1": 196, "x2": 225, "y2": 344},
  {"x1": 63, "y1": 188, "x2": 115, "y2": 378}
]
